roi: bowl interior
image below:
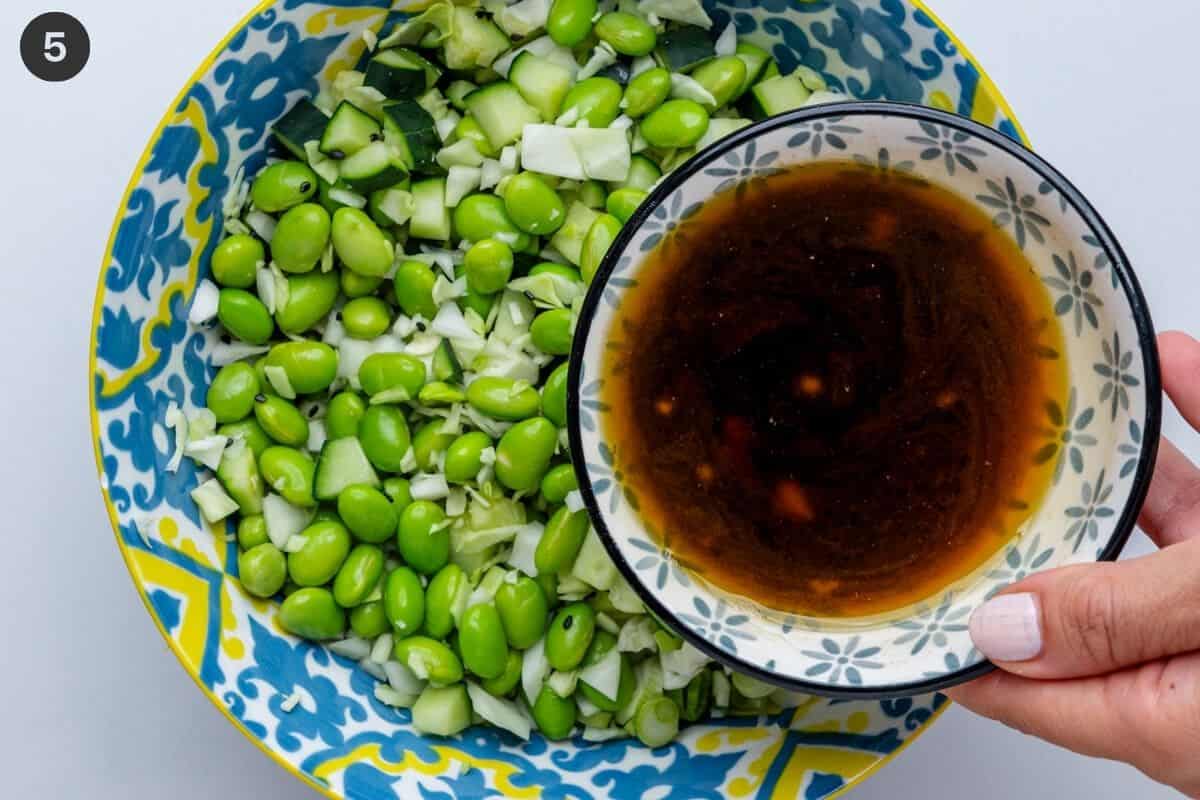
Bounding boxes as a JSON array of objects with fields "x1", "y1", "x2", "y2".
[
  {"x1": 572, "y1": 105, "x2": 1158, "y2": 695},
  {"x1": 92, "y1": 0, "x2": 1038, "y2": 796}
]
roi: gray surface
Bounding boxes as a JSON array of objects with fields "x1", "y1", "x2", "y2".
[{"x1": 0, "y1": 0, "x2": 1189, "y2": 796}]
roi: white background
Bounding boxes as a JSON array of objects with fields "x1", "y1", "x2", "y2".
[{"x1": 0, "y1": 0, "x2": 1191, "y2": 796}]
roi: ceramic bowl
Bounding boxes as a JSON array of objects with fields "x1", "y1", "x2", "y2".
[
  {"x1": 570, "y1": 101, "x2": 1161, "y2": 698},
  {"x1": 91, "y1": 0, "x2": 1050, "y2": 796}
]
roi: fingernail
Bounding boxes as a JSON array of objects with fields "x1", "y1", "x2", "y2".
[{"x1": 969, "y1": 593, "x2": 1043, "y2": 662}]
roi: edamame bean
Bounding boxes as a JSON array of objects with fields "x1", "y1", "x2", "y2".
[
  {"x1": 503, "y1": 173, "x2": 566, "y2": 235},
  {"x1": 211, "y1": 234, "x2": 263, "y2": 288},
  {"x1": 393, "y1": 260, "x2": 439, "y2": 319},
  {"x1": 397, "y1": 500, "x2": 450, "y2": 574},
  {"x1": 464, "y1": 239, "x2": 514, "y2": 295},
  {"x1": 395, "y1": 637, "x2": 464, "y2": 687},
  {"x1": 311, "y1": 508, "x2": 343, "y2": 526},
  {"x1": 560, "y1": 77, "x2": 623, "y2": 128},
  {"x1": 535, "y1": 506, "x2": 590, "y2": 573},
  {"x1": 453, "y1": 194, "x2": 531, "y2": 251},
  {"x1": 259, "y1": 446, "x2": 317, "y2": 507},
  {"x1": 540, "y1": 463, "x2": 578, "y2": 505},
  {"x1": 494, "y1": 575, "x2": 548, "y2": 649},
  {"x1": 412, "y1": 420, "x2": 456, "y2": 471},
  {"x1": 532, "y1": 684, "x2": 577, "y2": 739},
  {"x1": 279, "y1": 587, "x2": 346, "y2": 640},
  {"x1": 333, "y1": 543, "x2": 385, "y2": 607},
  {"x1": 466, "y1": 376, "x2": 541, "y2": 421},
  {"x1": 207, "y1": 362, "x2": 260, "y2": 423},
  {"x1": 341, "y1": 296, "x2": 393, "y2": 339},
  {"x1": 238, "y1": 514, "x2": 269, "y2": 549},
  {"x1": 528, "y1": 262, "x2": 582, "y2": 283},
  {"x1": 635, "y1": 695, "x2": 679, "y2": 747},
  {"x1": 273, "y1": 203, "x2": 331, "y2": 273},
  {"x1": 337, "y1": 483, "x2": 398, "y2": 543},
  {"x1": 418, "y1": 381, "x2": 466, "y2": 406},
  {"x1": 640, "y1": 99, "x2": 710, "y2": 149},
  {"x1": 623, "y1": 67, "x2": 671, "y2": 118},
  {"x1": 254, "y1": 395, "x2": 310, "y2": 447},
  {"x1": 358, "y1": 405, "x2": 412, "y2": 472},
  {"x1": 340, "y1": 268, "x2": 383, "y2": 299},
  {"x1": 425, "y1": 563, "x2": 468, "y2": 638},
  {"x1": 530, "y1": 308, "x2": 573, "y2": 355},
  {"x1": 594, "y1": 11, "x2": 656, "y2": 56},
  {"x1": 580, "y1": 213, "x2": 622, "y2": 284},
  {"x1": 332, "y1": 207, "x2": 395, "y2": 277},
  {"x1": 444, "y1": 431, "x2": 492, "y2": 484},
  {"x1": 325, "y1": 391, "x2": 367, "y2": 439},
  {"x1": 535, "y1": 571, "x2": 557, "y2": 602},
  {"x1": 496, "y1": 417, "x2": 558, "y2": 491},
  {"x1": 459, "y1": 603, "x2": 510, "y2": 679},
  {"x1": 265, "y1": 341, "x2": 338, "y2": 394},
  {"x1": 453, "y1": 115, "x2": 498, "y2": 158},
  {"x1": 251, "y1": 161, "x2": 318, "y2": 212},
  {"x1": 540, "y1": 363, "x2": 569, "y2": 427},
  {"x1": 382, "y1": 477, "x2": 414, "y2": 515},
  {"x1": 545, "y1": 602, "x2": 595, "y2": 670},
  {"x1": 219, "y1": 419, "x2": 271, "y2": 458},
  {"x1": 384, "y1": 566, "x2": 426, "y2": 637},
  {"x1": 218, "y1": 289, "x2": 274, "y2": 345},
  {"x1": 460, "y1": 288, "x2": 495, "y2": 319},
  {"x1": 288, "y1": 520, "x2": 352, "y2": 586},
  {"x1": 359, "y1": 353, "x2": 426, "y2": 399},
  {"x1": 238, "y1": 543, "x2": 287, "y2": 598},
  {"x1": 691, "y1": 56, "x2": 748, "y2": 108},
  {"x1": 350, "y1": 600, "x2": 389, "y2": 639},
  {"x1": 605, "y1": 188, "x2": 647, "y2": 223},
  {"x1": 614, "y1": 153, "x2": 662, "y2": 192},
  {"x1": 546, "y1": 0, "x2": 596, "y2": 47},
  {"x1": 482, "y1": 650, "x2": 523, "y2": 697},
  {"x1": 276, "y1": 270, "x2": 340, "y2": 335}
]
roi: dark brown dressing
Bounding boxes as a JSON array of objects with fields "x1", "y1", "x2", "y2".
[{"x1": 603, "y1": 162, "x2": 1067, "y2": 617}]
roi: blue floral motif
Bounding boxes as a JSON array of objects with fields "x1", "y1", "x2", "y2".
[
  {"x1": 577, "y1": 374, "x2": 608, "y2": 434},
  {"x1": 986, "y1": 533, "x2": 1055, "y2": 596},
  {"x1": 629, "y1": 536, "x2": 691, "y2": 591},
  {"x1": 97, "y1": 306, "x2": 145, "y2": 370},
  {"x1": 802, "y1": 636, "x2": 883, "y2": 686},
  {"x1": 679, "y1": 597, "x2": 755, "y2": 652},
  {"x1": 787, "y1": 116, "x2": 863, "y2": 156},
  {"x1": 703, "y1": 139, "x2": 783, "y2": 194},
  {"x1": 638, "y1": 191, "x2": 704, "y2": 253},
  {"x1": 906, "y1": 121, "x2": 985, "y2": 175},
  {"x1": 1082, "y1": 232, "x2": 1118, "y2": 288},
  {"x1": 1034, "y1": 387, "x2": 1098, "y2": 483},
  {"x1": 1065, "y1": 469, "x2": 1116, "y2": 554},
  {"x1": 1095, "y1": 331, "x2": 1140, "y2": 420},
  {"x1": 585, "y1": 442, "x2": 639, "y2": 514},
  {"x1": 1118, "y1": 419, "x2": 1143, "y2": 479},
  {"x1": 106, "y1": 189, "x2": 192, "y2": 300},
  {"x1": 890, "y1": 594, "x2": 970, "y2": 656},
  {"x1": 976, "y1": 177, "x2": 1050, "y2": 249},
  {"x1": 1043, "y1": 251, "x2": 1102, "y2": 336},
  {"x1": 853, "y1": 147, "x2": 916, "y2": 178}
]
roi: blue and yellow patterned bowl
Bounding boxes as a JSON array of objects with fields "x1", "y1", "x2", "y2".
[{"x1": 90, "y1": 1, "x2": 1047, "y2": 796}]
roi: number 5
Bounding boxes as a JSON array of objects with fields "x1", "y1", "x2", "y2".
[{"x1": 44, "y1": 31, "x2": 66, "y2": 63}]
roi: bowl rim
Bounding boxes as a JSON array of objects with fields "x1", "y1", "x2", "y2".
[{"x1": 567, "y1": 100, "x2": 1163, "y2": 699}]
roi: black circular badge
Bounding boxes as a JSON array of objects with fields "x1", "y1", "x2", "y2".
[{"x1": 20, "y1": 12, "x2": 89, "y2": 82}]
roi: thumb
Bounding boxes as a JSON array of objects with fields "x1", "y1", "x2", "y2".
[{"x1": 967, "y1": 535, "x2": 1200, "y2": 679}]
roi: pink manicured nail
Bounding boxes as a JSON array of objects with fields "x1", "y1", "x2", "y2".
[{"x1": 969, "y1": 593, "x2": 1043, "y2": 662}]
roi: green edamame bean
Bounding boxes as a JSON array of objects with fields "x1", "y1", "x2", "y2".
[
  {"x1": 623, "y1": 67, "x2": 671, "y2": 118},
  {"x1": 332, "y1": 207, "x2": 395, "y2": 277},
  {"x1": 358, "y1": 352, "x2": 426, "y2": 399},
  {"x1": 358, "y1": 406, "x2": 411, "y2": 472},
  {"x1": 418, "y1": 381, "x2": 466, "y2": 406},
  {"x1": 691, "y1": 56, "x2": 748, "y2": 108},
  {"x1": 393, "y1": 636, "x2": 463, "y2": 685},
  {"x1": 496, "y1": 417, "x2": 558, "y2": 491},
  {"x1": 288, "y1": 520, "x2": 352, "y2": 586},
  {"x1": 393, "y1": 260, "x2": 439, "y2": 319},
  {"x1": 412, "y1": 420, "x2": 456, "y2": 471},
  {"x1": 279, "y1": 587, "x2": 345, "y2": 640},
  {"x1": 276, "y1": 270, "x2": 340, "y2": 335},
  {"x1": 606, "y1": 188, "x2": 647, "y2": 223},
  {"x1": 541, "y1": 362, "x2": 569, "y2": 428},
  {"x1": 494, "y1": 575, "x2": 548, "y2": 649},
  {"x1": 535, "y1": 571, "x2": 558, "y2": 602},
  {"x1": 444, "y1": 431, "x2": 492, "y2": 484},
  {"x1": 614, "y1": 153, "x2": 662, "y2": 192},
  {"x1": 528, "y1": 262, "x2": 582, "y2": 283},
  {"x1": 333, "y1": 544, "x2": 385, "y2": 607},
  {"x1": 311, "y1": 507, "x2": 343, "y2": 526},
  {"x1": 259, "y1": 446, "x2": 317, "y2": 507},
  {"x1": 340, "y1": 267, "x2": 383, "y2": 299},
  {"x1": 540, "y1": 463, "x2": 578, "y2": 505},
  {"x1": 580, "y1": 213, "x2": 621, "y2": 284},
  {"x1": 340, "y1": 297, "x2": 392, "y2": 340},
  {"x1": 425, "y1": 563, "x2": 468, "y2": 638},
  {"x1": 640, "y1": 99, "x2": 710, "y2": 149},
  {"x1": 273, "y1": 203, "x2": 330, "y2": 273},
  {"x1": 207, "y1": 362, "x2": 260, "y2": 423},
  {"x1": 397, "y1": 500, "x2": 450, "y2": 574},
  {"x1": 337, "y1": 484, "x2": 398, "y2": 543},
  {"x1": 350, "y1": 600, "x2": 389, "y2": 639},
  {"x1": 459, "y1": 603, "x2": 510, "y2": 679},
  {"x1": 453, "y1": 115, "x2": 497, "y2": 157},
  {"x1": 238, "y1": 514, "x2": 269, "y2": 549},
  {"x1": 254, "y1": 395, "x2": 309, "y2": 447},
  {"x1": 503, "y1": 173, "x2": 566, "y2": 236},
  {"x1": 560, "y1": 77, "x2": 623, "y2": 128},
  {"x1": 218, "y1": 289, "x2": 274, "y2": 345},
  {"x1": 594, "y1": 11, "x2": 656, "y2": 56},
  {"x1": 465, "y1": 376, "x2": 541, "y2": 421},
  {"x1": 219, "y1": 419, "x2": 271, "y2": 458},
  {"x1": 326, "y1": 392, "x2": 367, "y2": 440},
  {"x1": 464, "y1": 239, "x2": 514, "y2": 295},
  {"x1": 383, "y1": 566, "x2": 426, "y2": 637},
  {"x1": 535, "y1": 505, "x2": 590, "y2": 573},
  {"x1": 546, "y1": 0, "x2": 596, "y2": 47},
  {"x1": 532, "y1": 684, "x2": 577, "y2": 739},
  {"x1": 251, "y1": 161, "x2": 318, "y2": 212},
  {"x1": 545, "y1": 602, "x2": 596, "y2": 670},
  {"x1": 530, "y1": 308, "x2": 574, "y2": 355},
  {"x1": 460, "y1": 288, "x2": 495, "y2": 319},
  {"x1": 635, "y1": 695, "x2": 680, "y2": 747},
  {"x1": 382, "y1": 477, "x2": 414, "y2": 515},
  {"x1": 265, "y1": 341, "x2": 338, "y2": 395},
  {"x1": 453, "y1": 194, "x2": 531, "y2": 251},
  {"x1": 482, "y1": 650, "x2": 523, "y2": 697},
  {"x1": 211, "y1": 234, "x2": 263, "y2": 288},
  {"x1": 238, "y1": 543, "x2": 287, "y2": 598}
]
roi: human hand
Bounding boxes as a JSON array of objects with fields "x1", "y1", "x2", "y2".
[{"x1": 948, "y1": 331, "x2": 1200, "y2": 798}]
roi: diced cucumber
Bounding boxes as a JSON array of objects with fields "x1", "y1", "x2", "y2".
[
  {"x1": 272, "y1": 100, "x2": 330, "y2": 159},
  {"x1": 695, "y1": 116, "x2": 751, "y2": 151},
  {"x1": 216, "y1": 439, "x2": 264, "y2": 515},
  {"x1": 509, "y1": 52, "x2": 573, "y2": 121},
  {"x1": 655, "y1": 26, "x2": 715, "y2": 73},
  {"x1": 383, "y1": 100, "x2": 440, "y2": 172},
  {"x1": 750, "y1": 75, "x2": 812, "y2": 117},
  {"x1": 550, "y1": 201, "x2": 601, "y2": 266},
  {"x1": 320, "y1": 101, "x2": 382, "y2": 158},
  {"x1": 432, "y1": 339, "x2": 463, "y2": 382},
  {"x1": 338, "y1": 141, "x2": 409, "y2": 193},
  {"x1": 464, "y1": 81, "x2": 542, "y2": 150},
  {"x1": 610, "y1": 153, "x2": 661, "y2": 192},
  {"x1": 442, "y1": 6, "x2": 511, "y2": 70},
  {"x1": 365, "y1": 47, "x2": 441, "y2": 99},
  {"x1": 314, "y1": 437, "x2": 380, "y2": 501},
  {"x1": 732, "y1": 41, "x2": 770, "y2": 101},
  {"x1": 410, "y1": 177, "x2": 452, "y2": 241},
  {"x1": 446, "y1": 80, "x2": 478, "y2": 110}
]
